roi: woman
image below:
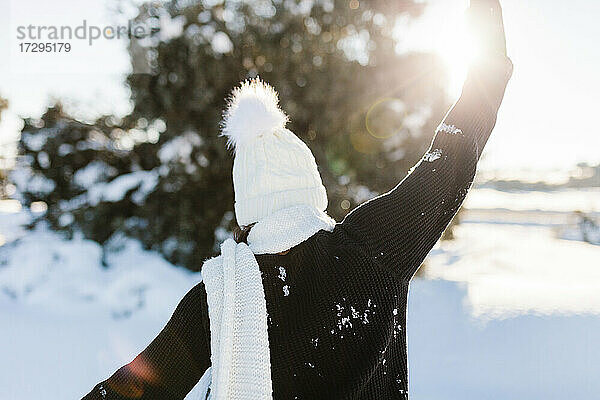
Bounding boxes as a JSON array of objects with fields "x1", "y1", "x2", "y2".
[{"x1": 84, "y1": 1, "x2": 512, "y2": 398}]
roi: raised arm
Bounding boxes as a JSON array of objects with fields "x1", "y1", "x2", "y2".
[
  {"x1": 82, "y1": 282, "x2": 211, "y2": 400},
  {"x1": 340, "y1": 0, "x2": 513, "y2": 279}
]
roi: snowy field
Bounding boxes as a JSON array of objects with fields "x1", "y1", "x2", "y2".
[{"x1": 1, "y1": 188, "x2": 599, "y2": 399}]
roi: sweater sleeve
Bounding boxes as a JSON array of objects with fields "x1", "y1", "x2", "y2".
[
  {"x1": 340, "y1": 56, "x2": 513, "y2": 280},
  {"x1": 82, "y1": 282, "x2": 212, "y2": 400}
]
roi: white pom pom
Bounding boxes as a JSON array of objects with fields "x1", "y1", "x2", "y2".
[{"x1": 221, "y1": 77, "x2": 288, "y2": 150}]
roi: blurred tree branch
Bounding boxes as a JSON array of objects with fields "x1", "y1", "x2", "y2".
[{"x1": 13, "y1": 0, "x2": 456, "y2": 270}]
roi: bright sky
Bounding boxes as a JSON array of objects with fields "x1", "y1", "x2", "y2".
[
  {"x1": 490, "y1": 0, "x2": 600, "y2": 172},
  {"x1": 1, "y1": 0, "x2": 599, "y2": 176}
]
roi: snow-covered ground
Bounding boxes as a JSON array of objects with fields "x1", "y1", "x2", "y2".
[
  {"x1": 424, "y1": 223, "x2": 600, "y2": 318},
  {"x1": 0, "y1": 208, "x2": 204, "y2": 399},
  {"x1": 0, "y1": 188, "x2": 599, "y2": 399}
]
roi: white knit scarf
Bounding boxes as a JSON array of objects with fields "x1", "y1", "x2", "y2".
[{"x1": 196, "y1": 205, "x2": 336, "y2": 400}]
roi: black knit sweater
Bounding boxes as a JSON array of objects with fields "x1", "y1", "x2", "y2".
[{"x1": 83, "y1": 56, "x2": 513, "y2": 400}]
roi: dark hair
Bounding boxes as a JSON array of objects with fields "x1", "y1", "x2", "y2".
[{"x1": 233, "y1": 223, "x2": 255, "y2": 244}]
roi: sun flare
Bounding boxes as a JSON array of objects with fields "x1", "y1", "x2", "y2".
[
  {"x1": 398, "y1": 0, "x2": 491, "y2": 98},
  {"x1": 432, "y1": 10, "x2": 482, "y2": 98}
]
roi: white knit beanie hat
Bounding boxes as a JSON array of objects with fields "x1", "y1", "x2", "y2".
[{"x1": 221, "y1": 78, "x2": 328, "y2": 227}]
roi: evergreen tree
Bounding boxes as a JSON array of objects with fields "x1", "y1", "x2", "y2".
[
  {"x1": 13, "y1": 0, "x2": 451, "y2": 271},
  {"x1": 0, "y1": 96, "x2": 8, "y2": 197},
  {"x1": 0, "y1": 96, "x2": 7, "y2": 121}
]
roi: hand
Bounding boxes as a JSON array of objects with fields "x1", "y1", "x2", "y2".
[{"x1": 467, "y1": 0, "x2": 508, "y2": 58}]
